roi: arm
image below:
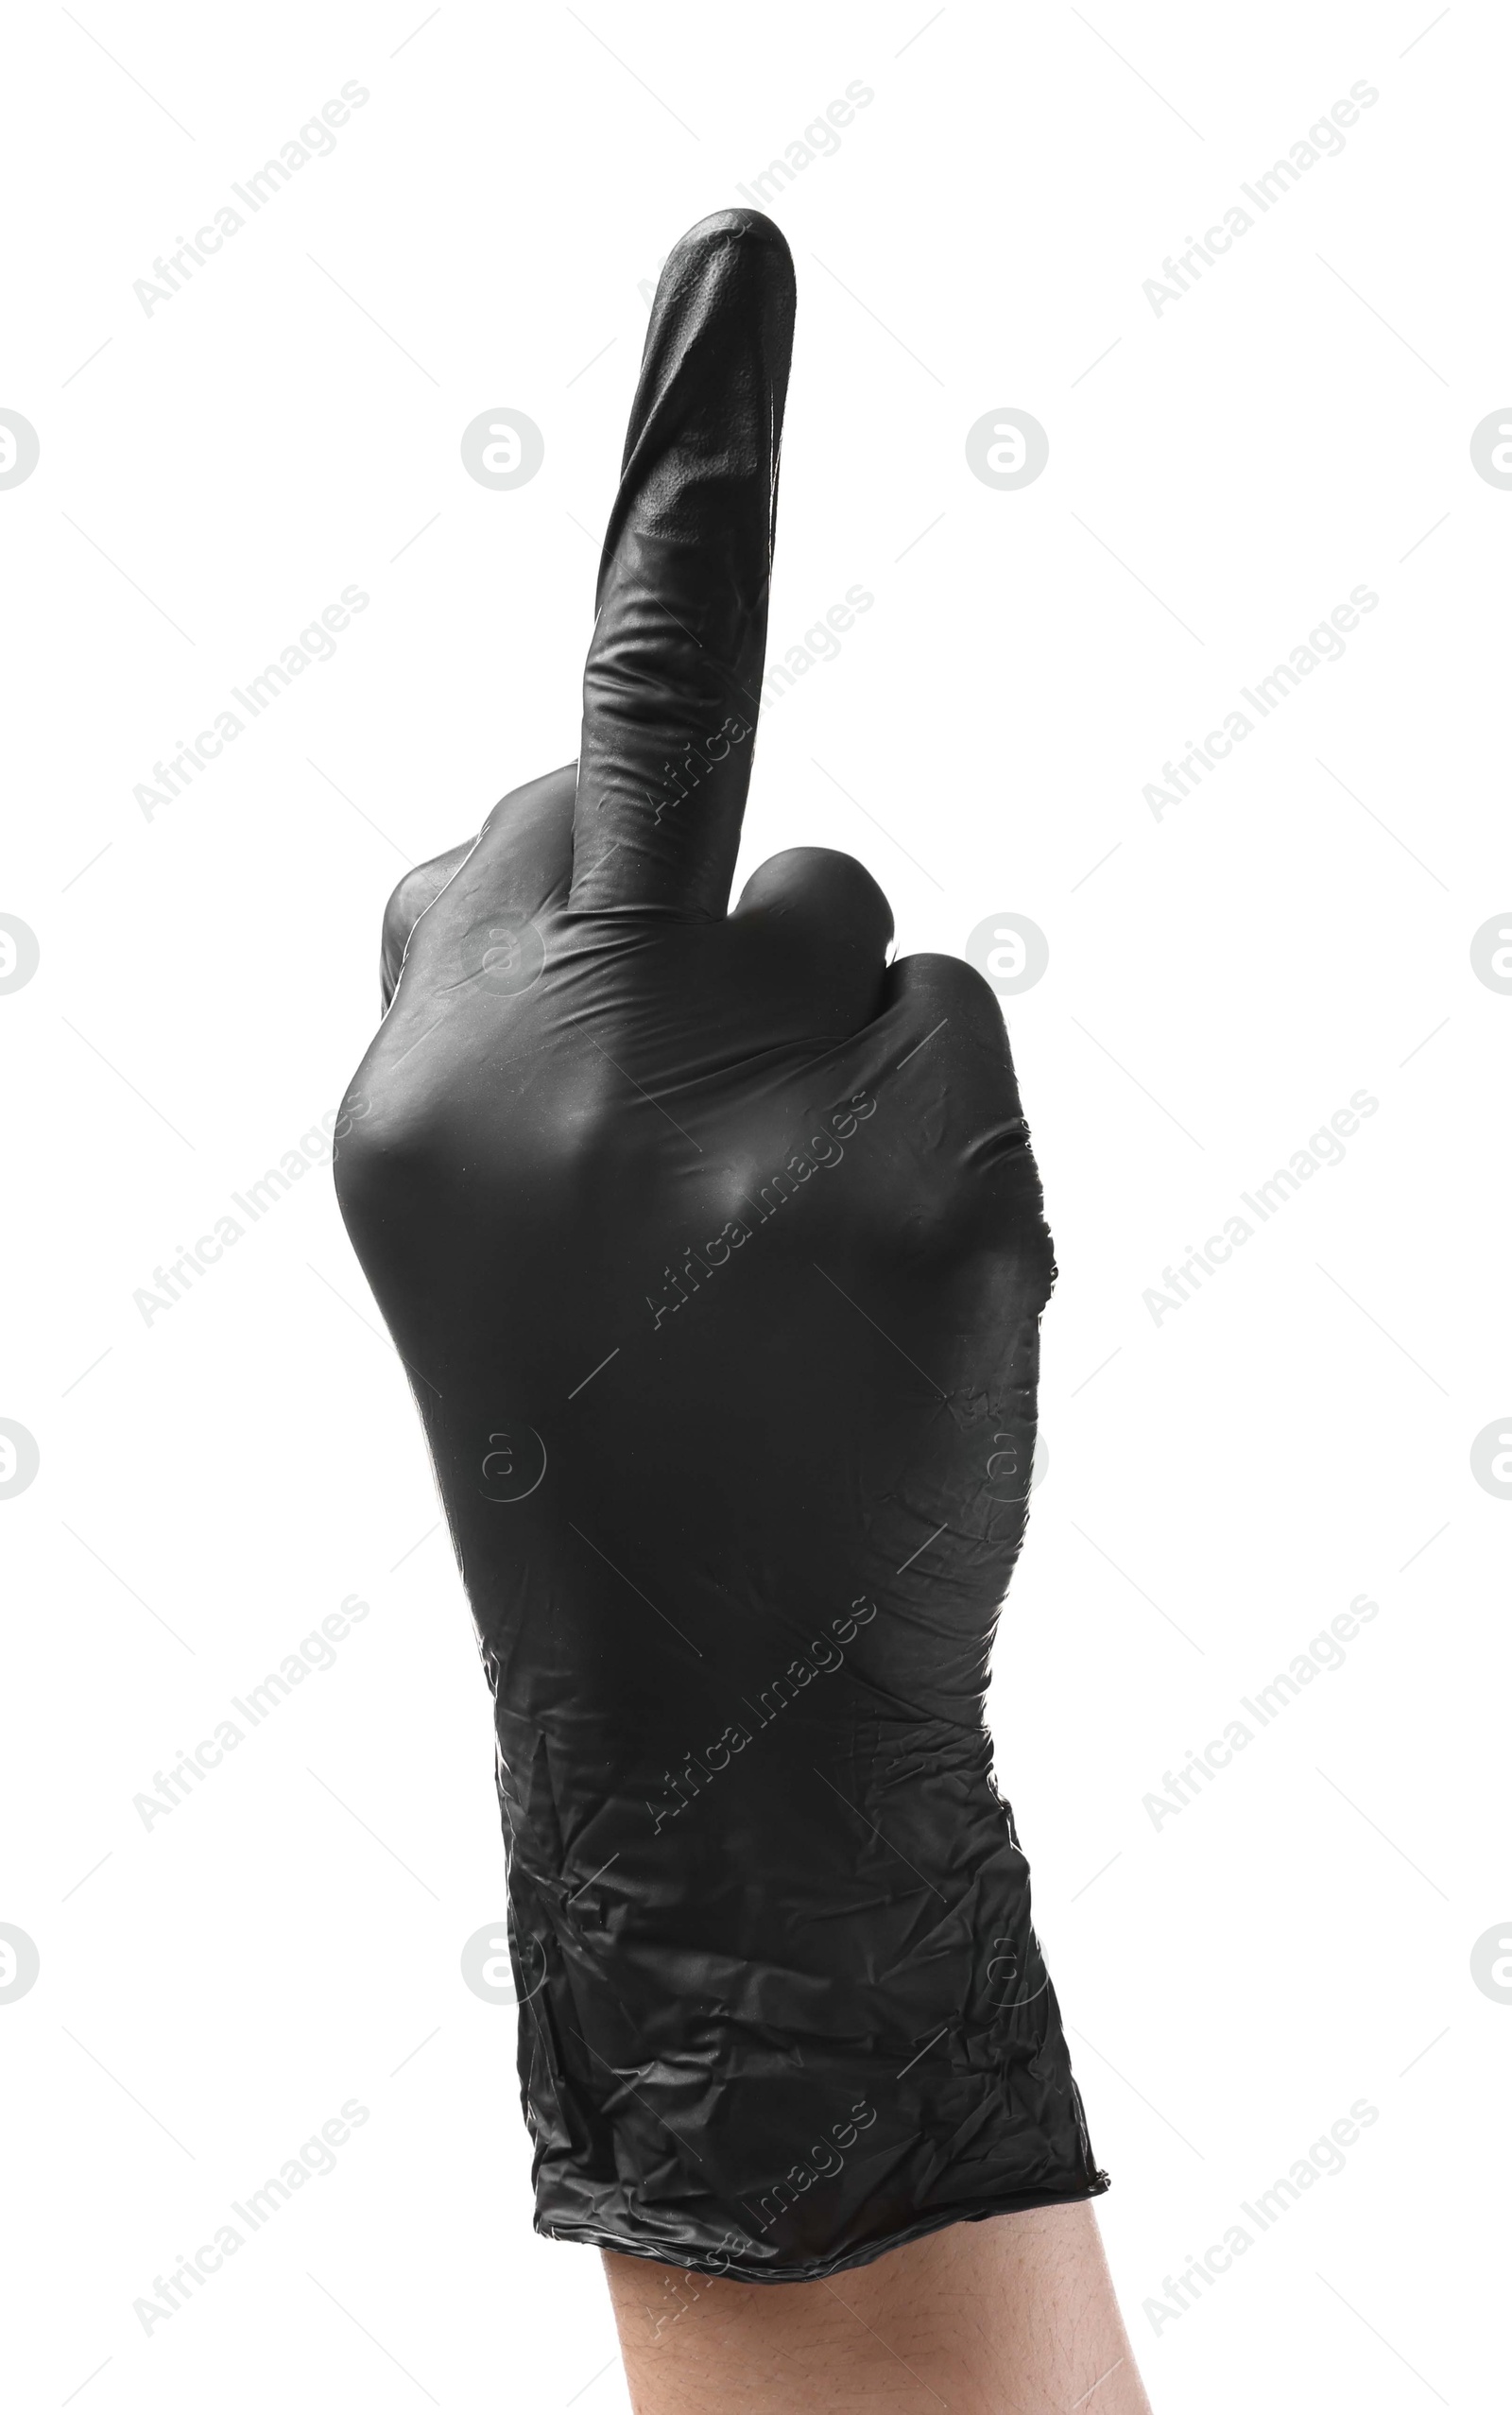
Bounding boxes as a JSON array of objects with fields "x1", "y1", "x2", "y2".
[
  {"x1": 335, "y1": 205, "x2": 1149, "y2": 2405},
  {"x1": 605, "y1": 2202, "x2": 1150, "y2": 2415}
]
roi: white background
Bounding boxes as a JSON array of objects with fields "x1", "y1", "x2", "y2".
[{"x1": 4, "y1": 2, "x2": 1506, "y2": 2407}]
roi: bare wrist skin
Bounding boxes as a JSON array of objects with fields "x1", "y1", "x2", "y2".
[{"x1": 602, "y1": 2201, "x2": 1152, "y2": 2415}]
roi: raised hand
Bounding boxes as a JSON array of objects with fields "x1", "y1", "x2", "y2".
[{"x1": 335, "y1": 209, "x2": 1103, "y2": 2279}]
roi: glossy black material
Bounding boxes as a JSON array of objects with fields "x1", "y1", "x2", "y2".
[{"x1": 335, "y1": 210, "x2": 1106, "y2": 2280}]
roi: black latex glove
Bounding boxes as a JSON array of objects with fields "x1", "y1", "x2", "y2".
[{"x1": 335, "y1": 209, "x2": 1106, "y2": 2281}]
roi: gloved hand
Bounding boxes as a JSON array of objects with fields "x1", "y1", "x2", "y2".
[{"x1": 335, "y1": 208, "x2": 1106, "y2": 2281}]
